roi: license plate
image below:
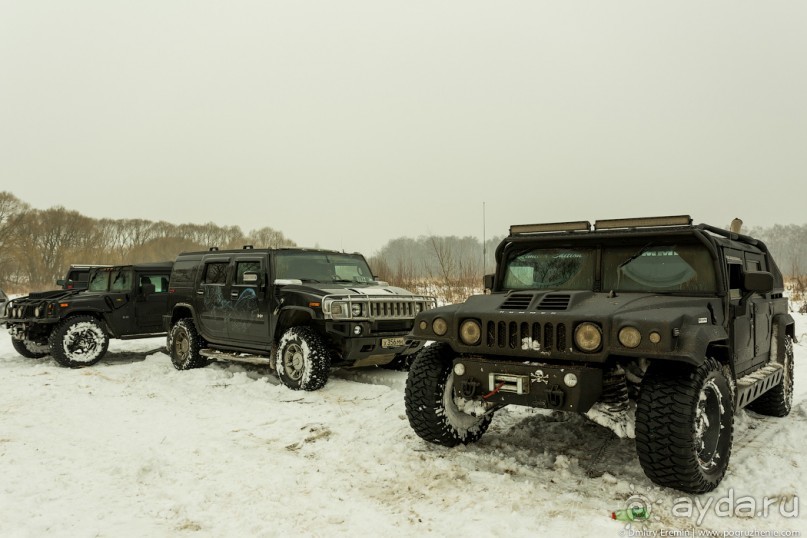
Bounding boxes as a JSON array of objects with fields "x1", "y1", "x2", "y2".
[{"x1": 382, "y1": 337, "x2": 406, "y2": 348}]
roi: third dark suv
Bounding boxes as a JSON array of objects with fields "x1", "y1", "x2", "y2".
[{"x1": 404, "y1": 215, "x2": 795, "y2": 494}]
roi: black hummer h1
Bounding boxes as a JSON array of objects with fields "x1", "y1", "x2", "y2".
[
  {"x1": 405, "y1": 216, "x2": 796, "y2": 494},
  {"x1": 164, "y1": 247, "x2": 435, "y2": 390},
  {"x1": 4, "y1": 263, "x2": 173, "y2": 367}
]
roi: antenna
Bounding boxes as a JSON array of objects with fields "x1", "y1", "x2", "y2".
[{"x1": 482, "y1": 202, "x2": 487, "y2": 275}]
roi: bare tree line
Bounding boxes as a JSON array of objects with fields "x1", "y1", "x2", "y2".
[
  {"x1": 0, "y1": 192, "x2": 296, "y2": 292},
  {"x1": 3, "y1": 191, "x2": 805, "y2": 302}
]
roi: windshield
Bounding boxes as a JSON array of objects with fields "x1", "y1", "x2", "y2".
[
  {"x1": 501, "y1": 243, "x2": 716, "y2": 293},
  {"x1": 87, "y1": 268, "x2": 133, "y2": 292},
  {"x1": 602, "y1": 244, "x2": 716, "y2": 292},
  {"x1": 502, "y1": 248, "x2": 596, "y2": 290},
  {"x1": 275, "y1": 252, "x2": 374, "y2": 284}
]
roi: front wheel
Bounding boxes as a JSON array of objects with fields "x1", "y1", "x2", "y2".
[
  {"x1": 49, "y1": 316, "x2": 110, "y2": 368},
  {"x1": 12, "y1": 338, "x2": 50, "y2": 359},
  {"x1": 635, "y1": 357, "x2": 734, "y2": 494},
  {"x1": 276, "y1": 327, "x2": 331, "y2": 391},
  {"x1": 405, "y1": 343, "x2": 494, "y2": 447}
]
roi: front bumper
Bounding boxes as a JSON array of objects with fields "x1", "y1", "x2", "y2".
[
  {"x1": 451, "y1": 356, "x2": 603, "y2": 412},
  {"x1": 327, "y1": 321, "x2": 424, "y2": 366}
]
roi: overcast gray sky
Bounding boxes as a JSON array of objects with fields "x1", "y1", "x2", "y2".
[{"x1": 2, "y1": 1, "x2": 805, "y2": 255}]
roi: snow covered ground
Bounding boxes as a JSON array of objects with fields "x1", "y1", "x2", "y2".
[{"x1": 2, "y1": 314, "x2": 807, "y2": 537}]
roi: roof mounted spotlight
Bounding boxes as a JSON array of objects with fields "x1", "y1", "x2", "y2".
[
  {"x1": 243, "y1": 245, "x2": 254, "y2": 249},
  {"x1": 209, "y1": 247, "x2": 219, "y2": 251},
  {"x1": 509, "y1": 221, "x2": 591, "y2": 235},
  {"x1": 593, "y1": 215, "x2": 692, "y2": 230}
]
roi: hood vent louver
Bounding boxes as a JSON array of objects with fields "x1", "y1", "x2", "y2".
[
  {"x1": 499, "y1": 293, "x2": 534, "y2": 310},
  {"x1": 537, "y1": 294, "x2": 571, "y2": 310}
]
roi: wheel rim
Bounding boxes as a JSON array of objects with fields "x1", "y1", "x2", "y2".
[
  {"x1": 695, "y1": 380, "x2": 723, "y2": 471},
  {"x1": 174, "y1": 329, "x2": 189, "y2": 361},
  {"x1": 283, "y1": 343, "x2": 305, "y2": 381},
  {"x1": 443, "y1": 370, "x2": 485, "y2": 432},
  {"x1": 64, "y1": 323, "x2": 104, "y2": 363}
]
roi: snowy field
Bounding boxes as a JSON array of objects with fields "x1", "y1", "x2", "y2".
[{"x1": 2, "y1": 315, "x2": 806, "y2": 537}]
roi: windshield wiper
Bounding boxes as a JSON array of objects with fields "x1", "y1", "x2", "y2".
[{"x1": 617, "y1": 242, "x2": 654, "y2": 269}]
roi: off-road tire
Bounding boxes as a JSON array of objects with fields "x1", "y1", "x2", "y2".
[
  {"x1": 635, "y1": 357, "x2": 734, "y2": 494},
  {"x1": 169, "y1": 319, "x2": 208, "y2": 370},
  {"x1": 747, "y1": 335, "x2": 794, "y2": 417},
  {"x1": 405, "y1": 343, "x2": 494, "y2": 447},
  {"x1": 49, "y1": 315, "x2": 110, "y2": 368},
  {"x1": 277, "y1": 326, "x2": 330, "y2": 391},
  {"x1": 12, "y1": 338, "x2": 49, "y2": 359}
]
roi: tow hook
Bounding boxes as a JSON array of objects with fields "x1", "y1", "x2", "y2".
[
  {"x1": 459, "y1": 379, "x2": 480, "y2": 398},
  {"x1": 546, "y1": 385, "x2": 565, "y2": 408}
]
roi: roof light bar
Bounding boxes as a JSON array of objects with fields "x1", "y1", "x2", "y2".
[
  {"x1": 593, "y1": 215, "x2": 692, "y2": 230},
  {"x1": 510, "y1": 221, "x2": 592, "y2": 235}
]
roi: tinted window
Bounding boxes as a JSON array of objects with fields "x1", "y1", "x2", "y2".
[
  {"x1": 235, "y1": 261, "x2": 261, "y2": 285},
  {"x1": 170, "y1": 259, "x2": 198, "y2": 286},
  {"x1": 140, "y1": 274, "x2": 170, "y2": 293},
  {"x1": 602, "y1": 244, "x2": 716, "y2": 292},
  {"x1": 203, "y1": 262, "x2": 229, "y2": 285}
]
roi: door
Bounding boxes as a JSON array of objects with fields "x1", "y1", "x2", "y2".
[
  {"x1": 196, "y1": 259, "x2": 231, "y2": 340},
  {"x1": 134, "y1": 272, "x2": 171, "y2": 334},
  {"x1": 746, "y1": 254, "x2": 772, "y2": 368},
  {"x1": 227, "y1": 257, "x2": 270, "y2": 345},
  {"x1": 727, "y1": 257, "x2": 754, "y2": 376}
]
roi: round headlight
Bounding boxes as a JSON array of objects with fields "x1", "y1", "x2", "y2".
[
  {"x1": 432, "y1": 318, "x2": 448, "y2": 336},
  {"x1": 350, "y1": 303, "x2": 363, "y2": 317},
  {"x1": 649, "y1": 331, "x2": 661, "y2": 344},
  {"x1": 459, "y1": 320, "x2": 481, "y2": 345},
  {"x1": 618, "y1": 326, "x2": 642, "y2": 348},
  {"x1": 574, "y1": 322, "x2": 602, "y2": 352}
]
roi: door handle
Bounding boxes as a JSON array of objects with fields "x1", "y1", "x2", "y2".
[
  {"x1": 196, "y1": 289, "x2": 204, "y2": 295},
  {"x1": 230, "y1": 291, "x2": 239, "y2": 298}
]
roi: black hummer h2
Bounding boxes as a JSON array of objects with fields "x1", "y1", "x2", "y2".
[
  {"x1": 405, "y1": 216, "x2": 796, "y2": 494},
  {"x1": 4, "y1": 263, "x2": 173, "y2": 367},
  {"x1": 164, "y1": 247, "x2": 435, "y2": 390}
]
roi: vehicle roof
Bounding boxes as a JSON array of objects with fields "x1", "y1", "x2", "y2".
[
  {"x1": 93, "y1": 262, "x2": 174, "y2": 271},
  {"x1": 176, "y1": 247, "x2": 363, "y2": 257}
]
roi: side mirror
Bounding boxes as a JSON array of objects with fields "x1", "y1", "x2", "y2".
[
  {"x1": 56, "y1": 279, "x2": 65, "y2": 286},
  {"x1": 483, "y1": 274, "x2": 495, "y2": 291},
  {"x1": 742, "y1": 271, "x2": 774, "y2": 294},
  {"x1": 242, "y1": 272, "x2": 261, "y2": 286}
]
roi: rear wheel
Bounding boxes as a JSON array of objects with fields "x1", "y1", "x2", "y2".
[
  {"x1": 169, "y1": 319, "x2": 208, "y2": 370},
  {"x1": 49, "y1": 316, "x2": 110, "y2": 368},
  {"x1": 748, "y1": 335, "x2": 794, "y2": 417},
  {"x1": 12, "y1": 338, "x2": 49, "y2": 359},
  {"x1": 405, "y1": 343, "x2": 494, "y2": 447},
  {"x1": 635, "y1": 357, "x2": 734, "y2": 493}
]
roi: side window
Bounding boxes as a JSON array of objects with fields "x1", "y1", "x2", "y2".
[
  {"x1": 110, "y1": 269, "x2": 133, "y2": 292},
  {"x1": 728, "y1": 263, "x2": 743, "y2": 301},
  {"x1": 203, "y1": 262, "x2": 229, "y2": 285},
  {"x1": 140, "y1": 274, "x2": 170, "y2": 293},
  {"x1": 235, "y1": 261, "x2": 261, "y2": 285}
]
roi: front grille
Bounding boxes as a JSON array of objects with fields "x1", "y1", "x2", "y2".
[
  {"x1": 499, "y1": 293, "x2": 534, "y2": 310},
  {"x1": 484, "y1": 319, "x2": 568, "y2": 353},
  {"x1": 369, "y1": 301, "x2": 417, "y2": 319}
]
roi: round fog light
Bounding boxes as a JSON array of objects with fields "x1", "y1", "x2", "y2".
[
  {"x1": 618, "y1": 326, "x2": 642, "y2": 348},
  {"x1": 353, "y1": 325, "x2": 362, "y2": 335},
  {"x1": 454, "y1": 363, "x2": 466, "y2": 376},
  {"x1": 432, "y1": 318, "x2": 448, "y2": 336},
  {"x1": 649, "y1": 331, "x2": 661, "y2": 344},
  {"x1": 419, "y1": 320, "x2": 427, "y2": 331},
  {"x1": 563, "y1": 373, "x2": 578, "y2": 387}
]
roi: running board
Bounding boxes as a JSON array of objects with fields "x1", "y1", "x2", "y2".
[
  {"x1": 735, "y1": 363, "x2": 783, "y2": 410},
  {"x1": 199, "y1": 348, "x2": 273, "y2": 366}
]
